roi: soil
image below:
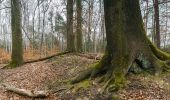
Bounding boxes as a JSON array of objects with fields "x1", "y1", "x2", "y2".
[{"x1": 0, "y1": 53, "x2": 170, "y2": 100}]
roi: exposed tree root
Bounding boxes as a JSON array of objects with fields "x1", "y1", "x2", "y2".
[
  {"x1": 71, "y1": 54, "x2": 110, "y2": 84},
  {"x1": 71, "y1": 54, "x2": 133, "y2": 92},
  {"x1": 148, "y1": 41, "x2": 170, "y2": 60},
  {"x1": 52, "y1": 85, "x2": 74, "y2": 94},
  {"x1": 71, "y1": 46, "x2": 170, "y2": 93},
  {"x1": 1, "y1": 83, "x2": 48, "y2": 98},
  {"x1": 75, "y1": 53, "x2": 102, "y2": 60}
]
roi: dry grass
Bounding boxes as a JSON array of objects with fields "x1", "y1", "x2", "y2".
[
  {"x1": 0, "y1": 48, "x2": 10, "y2": 64},
  {"x1": 0, "y1": 47, "x2": 60, "y2": 64}
]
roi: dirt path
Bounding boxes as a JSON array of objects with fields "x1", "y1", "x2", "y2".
[{"x1": 0, "y1": 54, "x2": 170, "y2": 100}]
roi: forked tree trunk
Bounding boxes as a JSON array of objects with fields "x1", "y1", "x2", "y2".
[{"x1": 71, "y1": 0, "x2": 170, "y2": 92}]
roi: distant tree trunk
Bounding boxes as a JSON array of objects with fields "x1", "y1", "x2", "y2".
[
  {"x1": 164, "y1": 3, "x2": 168, "y2": 49},
  {"x1": 10, "y1": 0, "x2": 23, "y2": 67},
  {"x1": 71, "y1": 0, "x2": 170, "y2": 92},
  {"x1": 99, "y1": 0, "x2": 105, "y2": 52},
  {"x1": 145, "y1": 0, "x2": 149, "y2": 33},
  {"x1": 86, "y1": 0, "x2": 94, "y2": 52},
  {"x1": 93, "y1": 26, "x2": 97, "y2": 53},
  {"x1": 151, "y1": 11, "x2": 155, "y2": 43},
  {"x1": 40, "y1": 10, "x2": 45, "y2": 58},
  {"x1": 66, "y1": 0, "x2": 75, "y2": 52},
  {"x1": 153, "y1": 0, "x2": 160, "y2": 48},
  {"x1": 76, "y1": 0, "x2": 83, "y2": 52}
]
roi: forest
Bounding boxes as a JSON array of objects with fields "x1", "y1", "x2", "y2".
[{"x1": 0, "y1": 0, "x2": 170, "y2": 99}]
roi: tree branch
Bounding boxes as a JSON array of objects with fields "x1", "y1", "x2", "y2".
[
  {"x1": 24, "y1": 51, "x2": 70, "y2": 64},
  {"x1": 1, "y1": 83, "x2": 48, "y2": 98}
]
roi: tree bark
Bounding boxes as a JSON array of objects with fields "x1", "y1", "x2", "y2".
[
  {"x1": 145, "y1": 0, "x2": 149, "y2": 33},
  {"x1": 76, "y1": 0, "x2": 83, "y2": 52},
  {"x1": 71, "y1": 0, "x2": 170, "y2": 92},
  {"x1": 10, "y1": 0, "x2": 23, "y2": 68},
  {"x1": 153, "y1": 0, "x2": 161, "y2": 48},
  {"x1": 66, "y1": 0, "x2": 76, "y2": 52}
]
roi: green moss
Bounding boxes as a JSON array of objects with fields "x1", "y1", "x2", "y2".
[
  {"x1": 47, "y1": 79, "x2": 71, "y2": 90},
  {"x1": 89, "y1": 62, "x2": 100, "y2": 69},
  {"x1": 114, "y1": 72, "x2": 125, "y2": 90},
  {"x1": 112, "y1": 95, "x2": 121, "y2": 100},
  {"x1": 72, "y1": 80, "x2": 90, "y2": 92},
  {"x1": 106, "y1": 72, "x2": 126, "y2": 92},
  {"x1": 149, "y1": 41, "x2": 170, "y2": 60},
  {"x1": 5, "y1": 61, "x2": 20, "y2": 69}
]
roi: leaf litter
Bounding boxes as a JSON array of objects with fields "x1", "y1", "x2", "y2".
[{"x1": 0, "y1": 53, "x2": 170, "y2": 100}]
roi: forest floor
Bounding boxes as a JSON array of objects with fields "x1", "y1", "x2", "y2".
[{"x1": 0, "y1": 53, "x2": 170, "y2": 100}]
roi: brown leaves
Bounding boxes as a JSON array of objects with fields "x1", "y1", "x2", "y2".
[{"x1": 0, "y1": 54, "x2": 170, "y2": 100}]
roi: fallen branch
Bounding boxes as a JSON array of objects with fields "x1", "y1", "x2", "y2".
[
  {"x1": 1, "y1": 51, "x2": 70, "y2": 69},
  {"x1": 25, "y1": 51, "x2": 70, "y2": 64},
  {"x1": 24, "y1": 51, "x2": 70, "y2": 64},
  {"x1": 76, "y1": 53, "x2": 102, "y2": 60},
  {"x1": 2, "y1": 83, "x2": 48, "y2": 98}
]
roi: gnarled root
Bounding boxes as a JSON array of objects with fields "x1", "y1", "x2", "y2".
[
  {"x1": 148, "y1": 40, "x2": 170, "y2": 60},
  {"x1": 71, "y1": 55, "x2": 132, "y2": 93},
  {"x1": 71, "y1": 44, "x2": 170, "y2": 93},
  {"x1": 71, "y1": 54, "x2": 110, "y2": 84},
  {"x1": 145, "y1": 53, "x2": 170, "y2": 74}
]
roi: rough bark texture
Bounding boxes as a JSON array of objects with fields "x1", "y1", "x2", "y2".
[
  {"x1": 153, "y1": 0, "x2": 161, "y2": 48},
  {"x1": 71, "y1": 0, "x2": 170, "y2": 92},
  {"x1": 76, "y1": 0, "x2": 83, "y2": 52},
  {"x1": 67, "y1": 0, "x2": 76, "y2": 52},
  {"x1": 10, "y1": 0, "x2": 23, "y2": 68}
]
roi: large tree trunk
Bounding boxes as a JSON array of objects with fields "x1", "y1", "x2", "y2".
[
  {"x1": 76, "y1": 0, "x2": 83, "y2": 52},
  {"x1": 10, "y1": 0, "x2": 23, "y2": 68},
  {"x1": 66, "y1": 0, "x2": 76, "y2": 52},
  {"x1": 71, "y1": 0, "x2": 170, "y2": 92}
]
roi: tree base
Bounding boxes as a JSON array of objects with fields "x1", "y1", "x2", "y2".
[
  {"x1": 71, "y1": 43, "x2": 170, "y2": 92},
  {"x1": 3, "y1": 61, "x2": 23, "y2": 69}
]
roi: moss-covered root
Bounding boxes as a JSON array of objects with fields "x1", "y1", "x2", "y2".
[
  {"x1": 148, "y1": 41, "x2": 170, "y2": 60},
  {"x1": 3, "y1": 61, "x2": 23, "y2": 69},
  {"x1": 71, "y1": 55, "x2": 110, "y2": 84},
  {"x1": 70, "y1": 68, "x2": 93, "y2": 84},
  {"x1": 99, "y1": 55, "x2": 132, "y2": 93},
  {"x1": 101, "y1": 72, "x2": 126, "y2": 93},
  {"x1": 70, "y1": 62, "x2": 104, "y2": 84},
  {"x1": 145, "y1": 54, "x2": 170, "y2": 75},
  {"x1": 155, "y1": 60, "x2": 170, "y2": 73}
]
